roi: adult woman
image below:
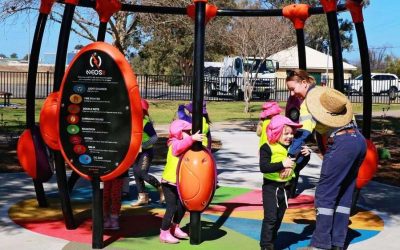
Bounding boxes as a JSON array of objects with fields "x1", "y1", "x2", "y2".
[{"x1": 285, "y1": 69, "x2": 316, "y2": 197}]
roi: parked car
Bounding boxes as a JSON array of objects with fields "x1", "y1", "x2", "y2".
[{"x1": 344, "y1": 73, "x2": 400, "y2": 98}]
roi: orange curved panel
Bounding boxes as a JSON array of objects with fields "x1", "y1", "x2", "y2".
[
  {"x1": 40, "y1": 91, "x2": 60, "y2": 150},
  {"x1": 356, "y1": 139, "x2": 379, "y2": 189},
  {"x1": 177, "y1": 149, "x2": 216, "y2": 212},
  {"x1": 17, "y1": 129, "x2": 37, "y2": 179},
  {"x1": 57, "y1": 42, "x2": 142, "y2": 181}
]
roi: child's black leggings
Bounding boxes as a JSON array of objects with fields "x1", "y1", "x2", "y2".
[{"x1": 160, "y1": 183, "x2": 186, "y2": 230}]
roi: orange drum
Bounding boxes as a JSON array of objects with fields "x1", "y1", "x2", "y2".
[
  {"x1": 177, "y1": 148, "x2": 216, "y2": 212},
  {"x1": 17, "y1": 126, "x2": 53, "y2": 182},
  {"x1": 39, "y1": 91, "x2": 60, "y2": 150},
  {"x1": 356, "y1": 139, "x2": 379, "y2": 189}
]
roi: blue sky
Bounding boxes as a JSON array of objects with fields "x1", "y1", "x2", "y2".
[
  {"x1": 339, "y1": 0, "x2": 400, "y2": 63},
  {"x1": 0, "y1": 0, "x2": 399, "y2": 64}
]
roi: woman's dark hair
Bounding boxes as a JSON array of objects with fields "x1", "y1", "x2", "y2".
[{"x1": 286, "y1": 69, "x2": 316, "y2": 86}]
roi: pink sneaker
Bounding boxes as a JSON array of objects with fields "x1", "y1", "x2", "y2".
[
  {"x1": 159, "y1": 229, "x2": 179, "y2": 244},
  {"x1": 171, "y1": 223, "x2": 188, "y2": 239}
]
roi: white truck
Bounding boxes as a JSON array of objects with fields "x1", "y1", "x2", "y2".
[
  {"x1": 205, "y1": 56, "x2": 278, "y2": 100},
  {"x1": 345, "y1": 73, "x2": 400, "y2": 99}
]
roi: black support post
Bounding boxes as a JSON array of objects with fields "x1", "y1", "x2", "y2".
[
  {"x1": 189, "y1": 1, "x2": 206, "y2": 245},
  {"x1": 326, "y1": 12, "x2": 345, "y2": 92},
  {"x1": 26, "y1": 13, "x2": 49, "y2": 208},
  {"x1": 54, "y1": 152, "x2": 76, "y2": 229},
  {"x1": 52, "y1": 2, "x2": 78, "y2": 229},
  {"x1": 296, "y1": 29, "x2": 307, "y2": 70},
  {"x1": 354, "y1": 22, "x2": 372, "y2": 139},
  {"x1": 91, "y1": 176, "x2": 103, "y2": 249}
]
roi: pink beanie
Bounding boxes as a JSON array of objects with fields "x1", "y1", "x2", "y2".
[
  {"x1": 267, "y1": 115, "x2": 302, "y2": 144},
  {"x1": 169, "y1": 120, "x2": 192, "y2": 140},
  {"x1": 259, "y1": 101, "x2": 282, "y2": 119}
]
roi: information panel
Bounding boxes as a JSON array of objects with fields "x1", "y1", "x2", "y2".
[{"x1": 59, "y1": 44, "x2": 137, "y2": 177}]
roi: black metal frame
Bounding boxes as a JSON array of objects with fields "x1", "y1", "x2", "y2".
[{"x1": 24, "y1": 0, "x2": 372, "y2": 248}]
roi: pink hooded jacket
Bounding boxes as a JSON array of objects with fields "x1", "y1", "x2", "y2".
[{"x1": 168, "y1": 120, "x2": 196, "y2": 156}]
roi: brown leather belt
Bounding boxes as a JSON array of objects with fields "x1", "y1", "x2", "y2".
[
  {"x1": 327, "y1": 128, "x2": 356, "y2": 144},
  {"x1": 334, "y1": 128, "x2": 356, "y2": 136}
]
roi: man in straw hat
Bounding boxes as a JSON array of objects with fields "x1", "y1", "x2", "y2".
[{"x1": 297, "y1": 86, "x2": 367, "y2": 250}]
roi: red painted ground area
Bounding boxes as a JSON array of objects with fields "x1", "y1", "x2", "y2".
[{"x1": 13, "y1": 214, "x2": 163, "y2": 244}]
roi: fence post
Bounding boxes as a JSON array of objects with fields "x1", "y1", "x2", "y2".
[
  {"x1": 46, "y1": 71, "x2": 50, "y2": 96},
  {"x1": 145, "y1": 74, "x2": 148, "y2": 99}
]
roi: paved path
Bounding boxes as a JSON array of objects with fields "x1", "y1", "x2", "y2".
[{"x1": 1, "y1": 127, "x2": 400, "y2": 249}]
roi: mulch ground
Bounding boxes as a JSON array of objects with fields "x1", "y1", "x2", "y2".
[{"x1": 1, "y1": 132, "x2": 399, "y2": 187}]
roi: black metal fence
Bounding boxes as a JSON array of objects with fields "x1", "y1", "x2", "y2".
[{"x1": 0, "y1": 71, "x2": 399, "y2": 104}]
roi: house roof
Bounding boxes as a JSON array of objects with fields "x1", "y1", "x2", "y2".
[{"x1": 268, "y1": 46, "x2": 357, "y2": 71}]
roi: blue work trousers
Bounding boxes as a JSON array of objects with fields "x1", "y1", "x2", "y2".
[{"x1": 311, "y1": 131, "x2": 366, "y2": 249}]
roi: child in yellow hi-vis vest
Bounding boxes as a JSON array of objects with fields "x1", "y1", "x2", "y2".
[
  {"x1": 259, "y1": 115, "x2": 311, "y2": 250},
  {"x1": 159, "y1": 119, "x2": 203, "y2": 244}
]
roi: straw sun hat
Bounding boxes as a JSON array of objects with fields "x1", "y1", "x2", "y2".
[{"x1": 305, "y1": 86, "x2": 353, "y2": 128}]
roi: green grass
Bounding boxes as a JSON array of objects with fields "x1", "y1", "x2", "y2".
[{"x1": 1, "y1": 99, "x2": 399, "y2": 129}]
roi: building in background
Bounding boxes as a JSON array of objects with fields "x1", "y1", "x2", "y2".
[{"x1": 268, "y1": 45, "x2": 357, "y2": 87}]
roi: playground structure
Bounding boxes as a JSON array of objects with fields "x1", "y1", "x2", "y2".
[{"x1": 15, "y1": 0, "x2": 378, "y2": 249}]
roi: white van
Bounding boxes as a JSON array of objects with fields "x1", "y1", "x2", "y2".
[
  {"x1": 205, "y1": 56, "x2": 278, "y2": 100},
  {"x1": 345, "y1": 73, "x2": 399, "y2": 97}
]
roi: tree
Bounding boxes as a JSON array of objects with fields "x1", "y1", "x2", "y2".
[
  {"x1": 227, "y1": 1, "x2": 296, "y2": 112},
  {"x1": 0, "y1": 1, "x2": 142, "y2": 56},
  {"x1": 22, "y1": 54, "x2": 29, "y2": 60},
  {"x1": 10, "y1": 53, "x2": 18, "y2": 58},
  {"x1": 369, "y1": 47, "x2": 388, "y2": 72},
  {"x1": 132, "y1": 0, "x2": 236, "y2": 76},
  {"x1": 385, "y1": 55, "x2": 400, "y2": 77},
  {"x1": 74, "y1": 44, "x2": 84, "y2": 50},
  {"x1": 0, "y1": 53, "x2": 7, "y2": 58},
  {"x1": 261, "y1": 0, "x2": 354, "y2": 53}
]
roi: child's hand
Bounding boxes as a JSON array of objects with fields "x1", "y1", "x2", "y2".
[
  {"x1": 280, "y1": 168, "x2": 292, "y2": 179},
  {"x1": 300, "y1": 146, "x2": 312, "y2": 156},
  {"x1": 191, "y1": 130, "x2": 204, "y2": 142},
  {"x1": 282, "y1": 157, "x2": 295, "y2": 169}
]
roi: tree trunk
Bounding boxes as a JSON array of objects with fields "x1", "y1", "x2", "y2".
[{"x1": 243, "y1": 72, "x2": 252, "y2": 113}]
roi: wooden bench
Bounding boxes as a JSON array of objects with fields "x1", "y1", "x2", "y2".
[{"x1": 0, "y1": 92, "x2": 12, "y2": 106}]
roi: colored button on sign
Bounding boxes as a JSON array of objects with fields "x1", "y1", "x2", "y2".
[{"x1": 67, "y1": 125, "x2": 80, "y2": 134}]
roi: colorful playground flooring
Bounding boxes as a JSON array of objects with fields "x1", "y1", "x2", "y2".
[{"x1": 8, "y1": 186, "x2": 383, "y2": 249}]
